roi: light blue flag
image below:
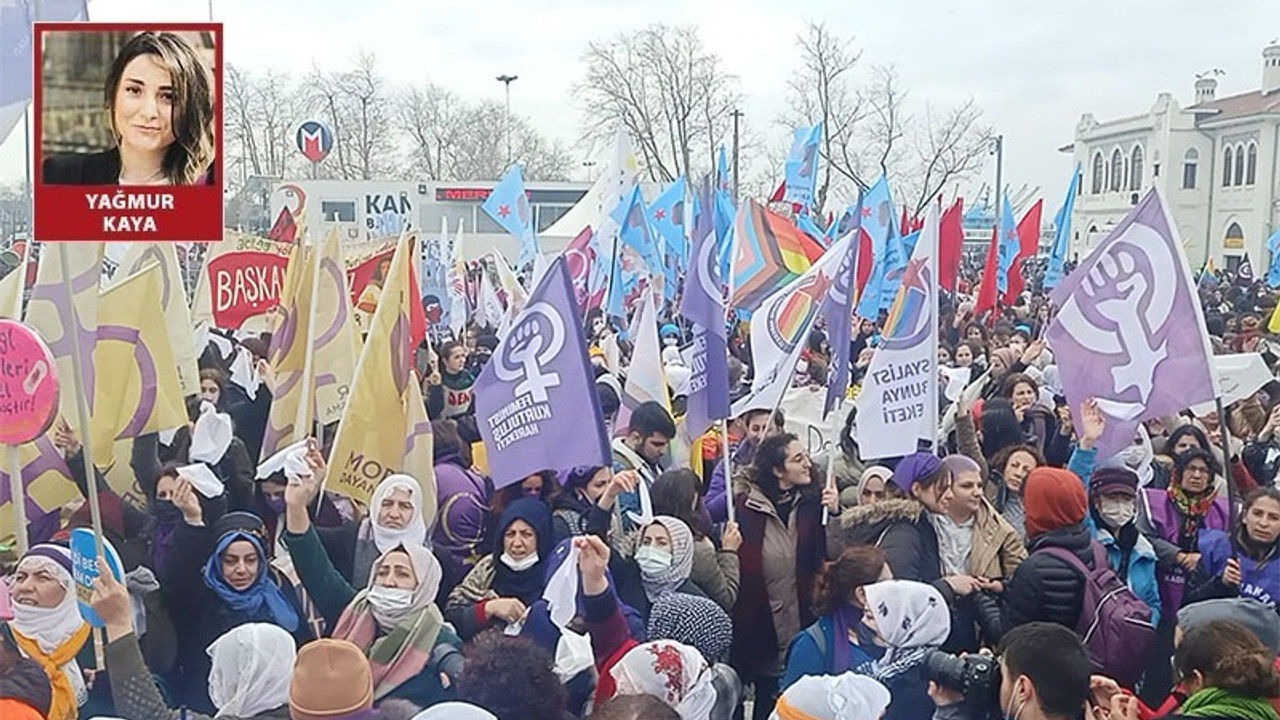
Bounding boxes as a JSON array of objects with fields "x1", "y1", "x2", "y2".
[
  {"x1": 714, "y1": 189, "x2": 737, "y2": 282},
  {"x1": 995, "y1": 196, "x2": 1020, "y2": 295},
  {"x1": 652, "y1": 178, "x2": 688, "y2": 301},
  {"x1": 612, "y1": 186, "x2": 662, "y2": 273},
  {"x1": 783, "y1": 123, "x2": 823, "y2": 210},
  {"x1": 795, "y1": 212, "x2": 825, "y2": 244},
  {"x1": 0, "y1": 0, "x2": 88, "y2": 143},
  {"x1": 855, "y1": 175, "x2": 897, "y2": 320},
  {"x1": 717, "y1": 147, "x2": 731, "y2": 194},
  {"x1": 878, "y1": 231, "x2": 921, "y2": 309},
  {"x1": 482, "y1": 164, "x2": 540, "y2": 268},
  {"x1": 1267, "y1": 227, "x2": 1280, "y2": 289},
  {"x1": 1044, "y1": 166, "x2": 1081, "y2": 289}
]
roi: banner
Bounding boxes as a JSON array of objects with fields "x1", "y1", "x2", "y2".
[
  {"x1": 1047, "y1": 188, "x2": 1218, "y2": 458},
  {"x1": 112, "y1": 243, "x2": 201, "y2": 396},
  {"x1": 855, "y1": 204, "x2": 940, "y2": 459},
  {"x1": 24, "y1": 242, "x2": 102, "y2": 433},
  {"x1": 615, "y1": 288, "x2": 669, "y2": 433},
  {"x1": 473, "y1": 258, "x2": 611, "y2": 489},
  {"x1": 679, "y1": 180, "x2": 730, "y2": 441},
  {"x1": 194, "y1": 231, "x2": 293, "y2": 331},
  {"x1": 780, "y1": 386, "x2": 854, "y2": 457}
]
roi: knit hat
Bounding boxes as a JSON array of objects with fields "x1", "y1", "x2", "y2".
[
  {"x1": 889, "y1": 453, "x2": 943, "y2": 493},
  {"x1": 24, "y1": 543, "x2": 73, "y2": 576},
  {"x1": 1088, "y1": 467, "x2": 1138, "y2": 499},
  {"x1": 289, "y1": 639, "x2": 374, "y2": 720},
  {"x1": 1023, "y1": 467, "x2": 1088, "y2": 539}
]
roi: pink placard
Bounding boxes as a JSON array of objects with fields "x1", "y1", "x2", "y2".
[{"x1": 0, "y1": 319, "x2": 60, "y2": 445}]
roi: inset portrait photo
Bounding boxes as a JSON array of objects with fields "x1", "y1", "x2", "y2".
[{"x1": 34, "y1": 23, "x2": 223, "y2": 242}]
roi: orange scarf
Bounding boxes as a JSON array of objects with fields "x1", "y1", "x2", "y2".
[{"x1": 10, "y1": 623, "x2": 91, "y2": 720}]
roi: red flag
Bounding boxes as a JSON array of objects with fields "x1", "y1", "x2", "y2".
[
  {"x1": 939, "y1": 198, "x2": 965, "y2": 292},
  {"x1": 770, "y1": 180, "x2": 786, "y2": 203},
  {"x1": 1001, "y1": 199, "x2": 1045, "y2": 305},
  {"x1": 855, "y1": 227, "x2": 873, "y2": 294},
  {"x1": 974, "y1": 225, "x2": 1000, "y2": 319},
  {"x1": 407, "y1": 238, "x2": 428, "y2": 347},
  {"x1": 900, "y1": 204, "x2": 910, "y2": 237},
  {"x1": 267, "y1": 207, "x2": 298, "y2": 243}
]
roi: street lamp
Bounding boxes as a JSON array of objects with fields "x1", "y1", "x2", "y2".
[{"x1": 496, "y1": 74, "x2": 518, "y2": 167}]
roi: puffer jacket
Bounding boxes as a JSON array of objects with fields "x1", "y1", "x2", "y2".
[
  {"x1": 1002, "y1": 523, "x2": 1096, "y2": 631},
  {"x1": 837, "y1": 499, "x2": 944, "y2": 586}
]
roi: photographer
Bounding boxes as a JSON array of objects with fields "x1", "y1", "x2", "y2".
[{"x1": 929, "y1": 622, "x2": 1092, "y2": 720}]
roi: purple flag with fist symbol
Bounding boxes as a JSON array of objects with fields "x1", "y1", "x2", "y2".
[
  {"x1": 1046, "y1": 188, "x2": 1218, "y2": 458},
  {"x1": 474, "y1": 257, "x2": 611, "y2": 489}
]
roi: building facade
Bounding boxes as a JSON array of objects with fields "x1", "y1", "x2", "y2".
[{"x1": 1062, "y1": 42, "x2": 1280, "y2": 274}]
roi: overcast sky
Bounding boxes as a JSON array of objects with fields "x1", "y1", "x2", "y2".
[{"x1": 3, "y1": 0, "x2": 1279, "y2": 207}]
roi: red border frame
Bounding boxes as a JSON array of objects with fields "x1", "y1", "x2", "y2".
[{"x1": 33, "y1": 22, "x2": 224, "y2": 242}]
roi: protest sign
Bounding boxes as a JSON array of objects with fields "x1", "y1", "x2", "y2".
[
  {"x1": 0, "y1": 320, "x2": 60, "y2": 445},
  {"x1": 70, "y1": 527, "x2": 124, "y2": 628}
]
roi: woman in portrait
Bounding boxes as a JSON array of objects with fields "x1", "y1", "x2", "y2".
[{"x1": 43, "y1": 31, "x2": 216, "y2": 186}]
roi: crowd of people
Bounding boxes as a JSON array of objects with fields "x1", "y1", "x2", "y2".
[{"x1": 1, "y1": 259, "x2": 1278, "y2": 720}]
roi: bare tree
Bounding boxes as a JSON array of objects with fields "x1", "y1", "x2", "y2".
[
  {"x1": 397, "y1": 83, "x2": 466, "y2": 180},
  {"x1": 900, "y1": 98, "x2": 991, "y2": 216},
  {"x1": 577, "y1": 24, "x2": 738, "y2": 182}
]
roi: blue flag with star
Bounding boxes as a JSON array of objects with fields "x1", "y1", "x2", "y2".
[
  {"x1": 855, "y1": 175, "x2": 898, "y2": 320},
  {"x1": 651, "y1": 178, "x2": 688, "y2": 300},
  {"x1": 482, "y1": 164, "x2": 540, "y2": 268},
  {"x1": 995, "y1": 196, "x2": 1019, "y2": 295}
]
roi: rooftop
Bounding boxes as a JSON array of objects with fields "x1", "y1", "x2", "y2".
[{"x1": 1190, "y1": 90, "x2": 1280, "y2": 123}]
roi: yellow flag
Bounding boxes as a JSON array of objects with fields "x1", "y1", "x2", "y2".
[
  {"x1": 24, "y1": 243, "x2": 103, "y2": 434},
  {"x1": 1269, "y1": 299, "x2": 1280, "y2": 334},
  {"x1": 0, "y1": 265, "x2": 23, "y2": 319},
  {"x1": 311, "y1": 228, "x2": 359, "y2": 426},
  {"x1": 0, "y1": 436, "x2": 79, "y2": 542},
  {"x1": 90, "y1": 263, "x2": 187, "y2": 467},
  {"x1": 326, "y1": 232, "x2": 437, "y2": 523},
  {"x1": 260, "y1": 243, "x2": 315, "y2": 461},
  {"x1": 111, "y1": 243, "x2": 201, "y2": 396},
  {"x1": 490, "y1": 252, "x2": 527, "y2": 314}
]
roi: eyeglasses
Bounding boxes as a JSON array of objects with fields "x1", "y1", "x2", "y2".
[{"x1": 1183, "y1": 465, "x2": 1211, "y2": 477}]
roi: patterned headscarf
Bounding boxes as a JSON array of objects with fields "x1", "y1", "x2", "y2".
[
  {"x1": 646, "y1": 592, "x2": 733, "y2": 664},
  {"x1": 640, "y1": 516, "x2": 695, "y2": 602},
  {"x1": 610, "y1": 641, "x2": 717, "y2": 720}
]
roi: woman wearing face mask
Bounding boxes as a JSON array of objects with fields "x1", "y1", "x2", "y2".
[
  {"x1": 732, "y1": 433, "x2": 840, "y2": 720},
  {"x1": 781, "y1": 546, "x2": 892, "y2": 690},
  {"x1": 1084, "y1": 468, "x2": 1163, "y2": 625},
  {"x1": 623, "y1": 515, "x2": 705, "y2": 620},
  {"x1": 856, "y1": 580, "x2": 952, "y2": 720},
  {"x1": 162, "y1": 507, "x2": 309, "y2": 713},
  {"x1": 446, "y1": 497, "x2": 554, "y2": 640},
  {"x1": 1188, "y1": 488, "x2": 1280, "y2": 614},
  {"x1": 0, "y1": 546, "x2": 100, "y2": 720},
  {"x1": 650, "y1": 469, "x2": 742, "y2": 612}
]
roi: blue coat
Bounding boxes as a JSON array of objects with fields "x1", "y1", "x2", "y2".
[
  {"x1": 1068, "y1": 445, "x2": 1163, "y2": 625},
  {"x1": 1194, "y1": 530, "x2": 1280, "y2": 612},
  {"x1": 781, "y1": 615, "x2": 883, "y2": 691}
]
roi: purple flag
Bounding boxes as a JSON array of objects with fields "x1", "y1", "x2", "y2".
[
  {"x1": 474, "y1": 257, "x2": 611, "y2": 488},
  {"x1": 820, "y1": 192, "x2": 863, "y2": 418},
  {"x1": 1047, "y1": 188, "x2": 1218, "y2": 458},
  {"x1": 680, "y1": 179, "x2": 731, "y2": 440}
]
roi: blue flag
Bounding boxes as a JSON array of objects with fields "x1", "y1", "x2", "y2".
[
  {"x1": 717, "y1": 147, "x2": 731, "y2": 194},
  {"x1": 680, "y1": 179, "x2": 732, "y2": 440},
  {"x1": 482, "y1": 165, "x2": 540, "y2": 268},
  {"x1": 820, "y1": 192, "x2": 863, "y2": 418},
  {"x1": 612, "y1": 186, "x2": 662, "y2": 274},
  {"x1": 995, "y1": 196, "x2": 1020, "y2": 295},
  {"x1": 1267, "y1": 227, "x2": 1280, "y2": 288},
  {"x1": 1044, "y1": 166, "x2": 1080, "y2": 289},
  {"x1": 855, "y1": 176, "x2": 898, "y2": 320},
  {"x1": 652, "y1": 178, "x2": 688, "y2": 301},
  {"x1": 783, "y1": 123, "x2": 823, "y2": 210},
  {"x1": 878, "y1": 230, "x2": 921, "y2": 310},
  {"x1": 474, "y1": 257, "x2": 612, "y2": 488}
]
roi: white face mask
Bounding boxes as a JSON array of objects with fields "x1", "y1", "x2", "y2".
[
  {"x1": 1122, "y1": 442, "x2": 1147, "y2": 470},
  {"x1": 1098, "y1": 497, "x2": 1136, "y2": 529},
  {"x1": 366, "y1": 585, "x2": 414, "y2": 614},
  {"x1": 500, "y1": 552, "x2": 539, "y2": 572},
  {"x1": 635, "y1": 545, "x2": 673, "y2": 576}
]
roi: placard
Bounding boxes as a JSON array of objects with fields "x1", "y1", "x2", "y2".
[
  {"x1": 70, "y1": 528, "x2": 125, "y2": 628},
  {"x1": 33, "y1": 23, "x2": 224, "y2": 242},
  {"x1": 0, "y1": 320, "x2": 60, "y2": 445}
]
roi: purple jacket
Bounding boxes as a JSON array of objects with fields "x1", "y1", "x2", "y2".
[
  {"x1": 1141, "y1": 488, "x2": 1230, "y2": 616},
  {"x1": 432, "y1": 457, "x2": 490, "y2": 588},
  {"x1": 1196, "y1": 529, "x2": 1279, "y2": 612}
]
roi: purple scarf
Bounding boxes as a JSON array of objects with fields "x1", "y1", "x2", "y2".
[{"x1": 830, "y1": 604, "x2": 864, "y2": 673}]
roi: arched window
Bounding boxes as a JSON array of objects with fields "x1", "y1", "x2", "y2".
[
  {"x1": 1183, "y1": 148, "x2": 1198, "y2": 189},
  {"x1": 1110, "y1": 148, "x2": 1123, "y2": 191},
  {"x1": 1091, "y1": 152, "x2": 1105, "y2": 194},
  {"x1": 1246, "y1": 143, "x2": 1258, "y2": 185},
  {"x1": 1234, "y1": 145, "x2": 1245, "y2": 186},
  {"x1": 1224, "y1": 146, "x2": 1234, "y2": 186},
  {"x1": 1225, "y1": 221, "x2": 1245, "y2": 250},
  {"x1": 1130, "y1": 146, "x2": 1144, "y2": 191}
]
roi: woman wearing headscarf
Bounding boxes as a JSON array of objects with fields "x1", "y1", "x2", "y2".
[
  {"x1": 771, "y1": 673, "x2": 892, "y2": 720},
  {"x1": 609, "y1": 640, "x2": 720, "y2": 720},
  {"x1": 94, "y1": 551, "x2": 295, "y2": 720},
  {"x1": 281, "y1": 468, "x2": 464, "y2": 707},
  {"x1": 650, "y1": 470, "x2": 742, "y2": 612},
  {"x1": 0, "y1": 546, "x2": 97, "y2": 720},
  {"x1": 852, "y1": 466, "x2": 895, "y2": 507},
  {"x1": 446, "y1": 497, "x2": 554, "y2": 640},
  {"x1": 856, "y1": 580, "x2": 952, "y2": 720},
  {"x1": 430, "y1": 419, "x2": 490, "y2": 596},
  {"x1": 348, "y1": 474, "x2": 433, "y2": 589},
  {"x1": 616, "y1": 515, "x2": 708, "y2": 621},
  {"x1": 731, "y1": 433, "x2": 840, "y2": 720},
  {"x1": 782, "y1": 546, "x2": 892, "y2": 690}
]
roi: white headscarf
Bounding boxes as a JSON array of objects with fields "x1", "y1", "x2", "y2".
[
  {"x1": 770, "y1": 672, "x2": 892, "y2": 720},
  {"x1": 11, "y1": 552, "x2": 89, "y2": 708},
  {"x1": 368, "y1": 474, "x2": 430, "y2": 554},
  {"x1": 862, "y1": 580, "x2": 950, "y2": 673},
  {"x1": 610, "y1": 640, "x2": 717, "y2": 720},
  {"x1": 411, "y1": 703, "x2": 496, "y2": 720},
  {"x1": 363, "y1": 543, "x2": 443, "y2": 629},
  {"x1": 206, "y1": 623, "x2": 296, "y2": 718},
  {"x1": 1098, "y1": 424, "x2": 1155, "y2": 488}
]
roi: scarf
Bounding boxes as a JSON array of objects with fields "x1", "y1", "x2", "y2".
[
  {"x1": 640, "y1": 516, "x2": 696, "y2": 602},
  {"x1": 830, "y1": 604, "x2": 865, "y2": 674},
  {"x1": 491, "y1": 498, "x2": 553, "y2": 604},
  {"x1": 202, "y1": 531, "x2": 300, "y2": 632},
  {"x1": 610, "y1": 641, "x2": 717, "y2": 720},
  {"x1": 10, "y1": 625, "x2": 90, "y2": 720},
  {"x1": 9, "y1": 553, "x2": 90, "y2": 720},
  {"x1": 860, "y1": 580, "x2": 950, "y2": 682},
  {"x1": 206, "y1": 623, "x2": 296, "y2": 718},
  {"x1": 1168, "y1": 483, "x2": 1218, "y2": 547},
  {"x1": 332, "y1": 544, "x2": 445, "y2": 699},
  {"x1": 1179, "y1": 687, "x2": 1279, "y2": 720},
  {"x1": 930, "y1": 513, "x2": 975, "y2": 576},
  {"x1": 366, "y1": 475, "x2": 430, "y2": 555}
]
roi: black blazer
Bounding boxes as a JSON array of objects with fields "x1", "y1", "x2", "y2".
[
  {"x1": 42, "y1": 148, "x2": 122, "y2": 185},
  {"x1": 42, "y1": 147, "x2": 216, "y2": 185}
]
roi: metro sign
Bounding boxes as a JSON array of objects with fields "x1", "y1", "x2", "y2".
[
  {"x1": 436, "y1": 187, "x2": 493, "y2": 202},
  {"x1": 295, "y1": 120, "x2": 334, "y2": 163}
]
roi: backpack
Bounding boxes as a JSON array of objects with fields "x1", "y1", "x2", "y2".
[{"x1": 1041, "y1": 542, "x2": 1156, "y2": 687}]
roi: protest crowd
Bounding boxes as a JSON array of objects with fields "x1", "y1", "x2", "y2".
[{"x1": 2, "y1": 150, "x2": 1280, "y2": 720}]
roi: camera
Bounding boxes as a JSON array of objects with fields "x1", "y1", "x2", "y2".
[{"x1": 927, "y1": 650, "x2": 1002, "y2": 720}]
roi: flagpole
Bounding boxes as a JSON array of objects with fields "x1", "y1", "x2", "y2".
[
  {"x1": 722, "y1": 180, "x2": 738, "y2": 527},
  {"x1": 821, "y1": 400, "x2": 842, "y2": 526},
  {"x1": 1215, "y1": 396, "x2": 1239, "y2": 529},
  {"x1": 8, "y1": 445, "x2": 27, "y2": 555}
]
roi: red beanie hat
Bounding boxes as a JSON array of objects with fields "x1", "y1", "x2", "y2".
[{"x1": 1023, "y1": 467, "x2": 1087, "y2": 539}]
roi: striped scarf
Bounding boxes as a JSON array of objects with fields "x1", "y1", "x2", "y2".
[{"x1": 332, "y1": 600, "x2": 445, "y2": 699}]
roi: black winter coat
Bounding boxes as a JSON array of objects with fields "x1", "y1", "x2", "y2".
[
  {"x1": 839, "y1": 499, "x2": 944, "y2": 585},
  {"x1": 1002, "y1": 523, "x2": 1095, "y2": 631}
]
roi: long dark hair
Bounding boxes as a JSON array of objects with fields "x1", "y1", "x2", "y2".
[
  {"x1": 651, "y1": 469, "x2": 709, "y2": 540},
  {"x1": 981, "y1": 398, "x2": 1023, "y2": 459},
  {"x1": 105, "y1": 31, "x2": 215, "y2": 185},
  {"x1": 750, "y1": 432, "x2": 807, "y2": 504}
]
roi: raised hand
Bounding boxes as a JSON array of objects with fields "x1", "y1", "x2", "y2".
[
  {"x1": 1079, "y1": 398, "x2": 1107, "y2": 449},
  {"x1": 172, "y1": 479, "x2": 203, "y2": 526},
  {"x1": 576, "y1": 534, "x2": 612, "y2": 596}
]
